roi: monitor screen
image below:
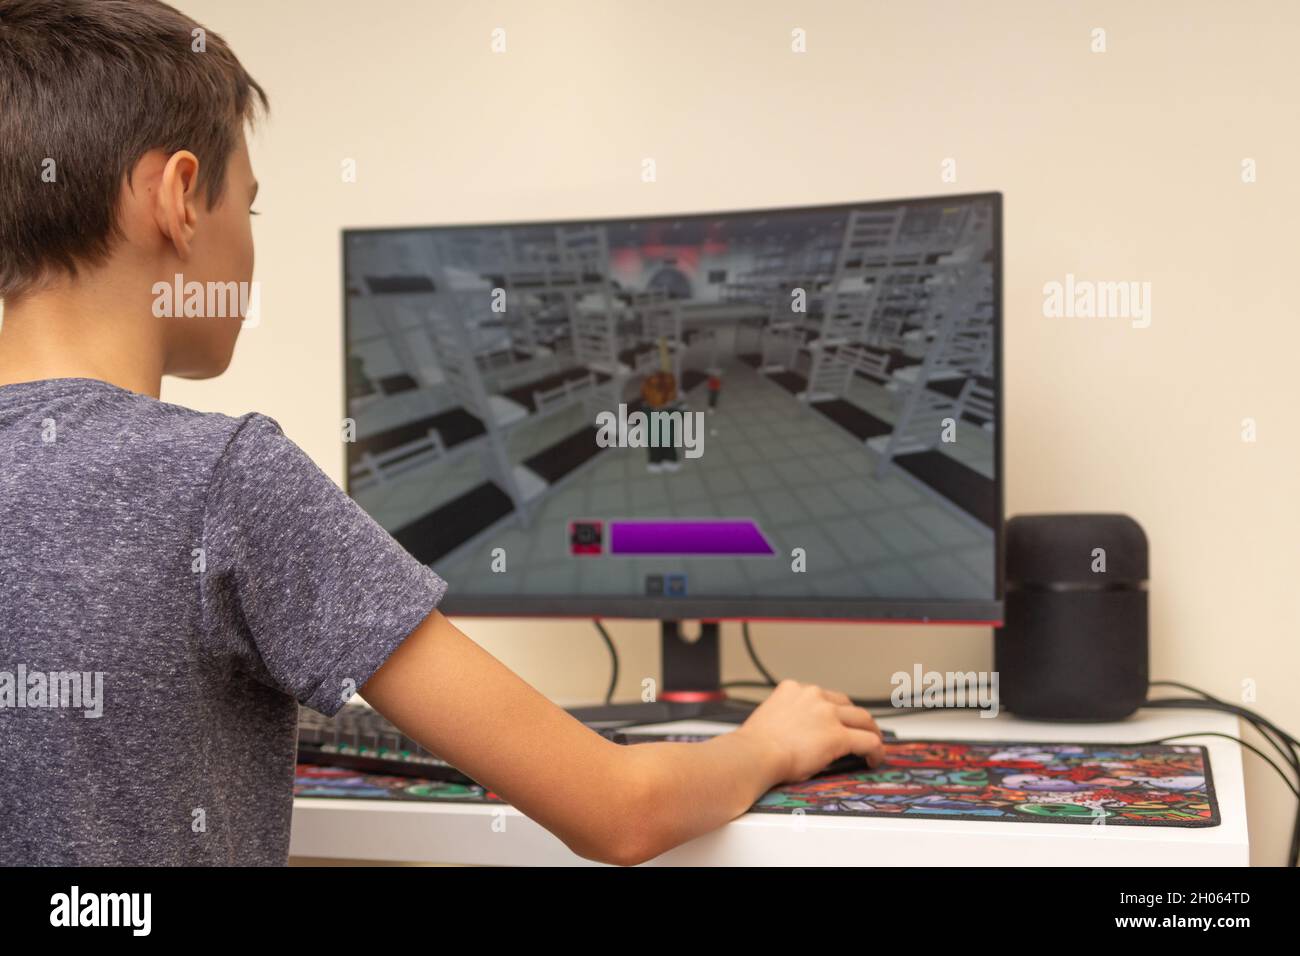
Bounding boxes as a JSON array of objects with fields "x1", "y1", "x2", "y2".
[{"x1": 343, "y1": 193, "x2": 1002, "y2": 621}]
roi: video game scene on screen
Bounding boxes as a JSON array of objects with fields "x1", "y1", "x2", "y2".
[{"x1": 344, "y1": 197, "x2": 997, "y2": 602}]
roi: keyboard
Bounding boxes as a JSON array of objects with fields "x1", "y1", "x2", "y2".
[{"x1": 296, "y1": 702, "x2": 475, "y2": 784}]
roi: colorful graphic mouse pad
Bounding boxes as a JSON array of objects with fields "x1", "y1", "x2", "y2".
[{"x1": 295, "y1": 738, "x2": 1219, "y2": 828}]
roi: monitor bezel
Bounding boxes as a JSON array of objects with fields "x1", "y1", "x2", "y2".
[{"x1": 341, "y1": 191, "x2": 1004, "y2": 624}]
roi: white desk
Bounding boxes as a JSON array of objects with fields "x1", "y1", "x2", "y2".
[{"x1": 290, "y1": 709, "x2": 1249, "y2": 866}]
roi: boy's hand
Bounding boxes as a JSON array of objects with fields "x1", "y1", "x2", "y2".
[{"x1": 734, "y1": 679, "x2": 885, "y2": 784}]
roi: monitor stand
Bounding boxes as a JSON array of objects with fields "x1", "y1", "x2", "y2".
[{"x1": 566, "y1": 621, "x2": 758, "y2": 727}]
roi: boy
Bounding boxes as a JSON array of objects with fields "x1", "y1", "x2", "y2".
[{"x1": 0, "y1": 0, "x2": 883, "y2": 866}]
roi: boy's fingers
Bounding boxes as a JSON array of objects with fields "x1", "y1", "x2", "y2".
[
  {"x1": 843, "y1": 729, "x2": 886, "y2": 767},
  {"x1": 836, "y1": 704, "x2": 881, "y2": 736},
  {"x1": 819, "y1": 688, "x2": 852, "y2": 706}
]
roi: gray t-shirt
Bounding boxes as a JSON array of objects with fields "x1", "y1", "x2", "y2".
[{"x1": 0, "y1": 377, "x2": 447, "y2": 865}]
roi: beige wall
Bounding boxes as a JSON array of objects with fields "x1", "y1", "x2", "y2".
[{"x1": 172, "y1": 0, "x2": 1299, "y2": 865}]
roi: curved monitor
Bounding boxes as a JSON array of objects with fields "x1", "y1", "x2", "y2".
[{"x1": 343, "y1": 192, "x2": 1002, "y2": 622}]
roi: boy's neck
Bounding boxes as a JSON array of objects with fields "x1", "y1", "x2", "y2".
[{"x1": 0, "y1": 279, "x2": 166, "y2": 398}]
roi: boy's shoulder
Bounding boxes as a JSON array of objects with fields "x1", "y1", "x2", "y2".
[
  {"x1": 85, "y1": 381, "x2": 287, "y2": 464},
  {"x1": 1, "y1": 377, "x2": 291, "y2": 479},
  {"x1": 129, "y1": 390, "x2": 283, "y2": 449}
]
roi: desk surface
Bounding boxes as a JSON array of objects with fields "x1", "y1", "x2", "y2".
[{"x1": 289, "y1": 708, "x2": 1248, "y2": 866}]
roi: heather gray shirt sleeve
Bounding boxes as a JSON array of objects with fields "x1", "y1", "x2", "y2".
[{"x1": 199, "y1": 414, "x2": 446, "y2": 715}]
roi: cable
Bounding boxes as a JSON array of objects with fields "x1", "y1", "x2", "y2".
[
  {"x1": 741, "y1": 621, "x2": 778, "y2": 687},
  {"x1": 592, "y1": 619, "x2": 618, "y2": 706},
  {"x1": 721, "y1": 679, "x2": 779, "y2": 692},
  {"x1": 1150, "y1": 682, "x2": 1300, "y2": 787},
  {"x1": 1145, "y1": 683, "x2": 1300, "y2": 866},
  {"x1": 1152, "y1": 680, "x2": 1300, "y2": 754}
]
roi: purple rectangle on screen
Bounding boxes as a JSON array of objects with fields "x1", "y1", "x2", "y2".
[{"x1": 609, "y1": 520, "x2": 775, "y2": 556}]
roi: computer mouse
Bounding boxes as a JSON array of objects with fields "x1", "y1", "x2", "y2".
[{"x1": 815, "y1": 730, "x2": 896, "y2": 777}]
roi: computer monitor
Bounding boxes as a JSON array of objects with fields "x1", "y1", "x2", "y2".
[{"x1": 342, "y1": 193, "x2": 1003, "y2": 640}]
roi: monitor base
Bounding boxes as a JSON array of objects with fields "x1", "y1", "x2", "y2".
[{"x1": 567, "y1": 620, "x2": 760, "y2": 727}]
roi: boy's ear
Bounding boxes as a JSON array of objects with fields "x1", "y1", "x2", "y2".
[{"x1": 154, "y1": 150, "x2": 202, "y2": 261}]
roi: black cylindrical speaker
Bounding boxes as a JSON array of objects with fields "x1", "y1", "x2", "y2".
[{"x1": 995, "y1": 514, "x2": 1149, "y2": 721}]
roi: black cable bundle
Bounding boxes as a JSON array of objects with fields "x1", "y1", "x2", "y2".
[{"x1": 1145, "y1": 680, "x2": 1300, "y2": 867}]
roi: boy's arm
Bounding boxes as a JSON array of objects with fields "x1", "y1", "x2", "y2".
[{"x1": 361, "y1": 610, "x2": 884, "y2": 866}]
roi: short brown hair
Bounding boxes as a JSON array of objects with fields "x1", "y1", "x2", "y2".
[{"x1": 0, "y1": 0, "x2": 268, "y2": 300}]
